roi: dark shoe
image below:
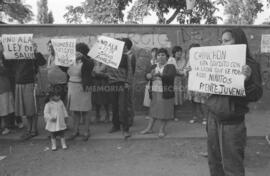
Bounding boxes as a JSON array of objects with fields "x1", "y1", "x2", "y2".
[
  {"x1": 108, "y1": 127, "x2": 120, "y2": 133},
  {"x1": 123, "y1": 131, "x2": 132, "y2": 139},
  {"x1": 67, "y1": 132, "x2": 80, "y2": 140},
  {"x1": 30, "y1": 132, "x2": 39, "y2": 137},
  {"x1": 20, "y1": 132, "x2": 33, "y2": 141},
  {"x1": 82, "y1": 133, "x2": 90, "y2": 141}
]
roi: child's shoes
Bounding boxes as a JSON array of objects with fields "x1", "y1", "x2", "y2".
[
  {"x1": 61, "y1": 138, "x2": 68, "y2": 150},
  {"x1": 51, "y1": 138, "x2": 57, "y2": 151}
]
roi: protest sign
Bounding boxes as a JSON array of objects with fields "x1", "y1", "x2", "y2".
[
  {"x1": 261, "y1": 34, "x2": 270, "y2": 53},
  {"x1": 188, "y1": 44, "x2": 246, "y2": 96},
  {"x1": 88, "y1": 36, "x2": 124, "y2": 69},
  {"x1": 51, "y1": 39, "x2": 76, "y2": 67},
  {"x1": 1, "y1": 34, "x2": 34, "y2": 59}
]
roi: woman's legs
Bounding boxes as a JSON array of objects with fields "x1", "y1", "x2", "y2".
[
  {"x1": 104, "y1": 104, "x2": 110, "y2": 122},
  {"x1": 159, "y1": 120, "x2": 167, "y2": 137},
  {"x1": 82, "y1": 111, "x2": 91, "y2": 140},
  {"x1": 141, "y1": 118, "x2": 155, "y2": 134},
  {"x1": 68, "y1": 111, "x2": 80, "y2": 140}
]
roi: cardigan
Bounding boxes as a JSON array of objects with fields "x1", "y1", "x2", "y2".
[{"x1": 148, "y1": 63, "x2": 176, "y2": 99}]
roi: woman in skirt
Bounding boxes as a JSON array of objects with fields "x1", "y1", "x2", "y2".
[
  {"x1": 67, "y1": 43, "x2": 94, "y2": 141},
  {"x1": 141, "y1": 48, "x2": 176, "y2": 137},
  {"x1": 0, "y1": 47, "x2": 14, "y2": 135}
]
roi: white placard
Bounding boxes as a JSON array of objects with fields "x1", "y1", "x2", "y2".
[
  {"x1": 1, "y1": 34, "x2": 34, "y2": 59},
  {"x1": 188, "y1": 44, "x2": 247, "y2": 96},
  {"x1": 88, "y1": 36, "x2": 124, "y2": 69},
  {"x1": 51, "y1": 39, "x2": 76, "y2": 67},
  {"x1": 261, "y1": 34, "x2": 270, "y2": 53}
]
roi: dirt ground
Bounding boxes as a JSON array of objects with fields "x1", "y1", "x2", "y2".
[{"x1": 0, "y1": 138, "x2": 269, "y2": 176}]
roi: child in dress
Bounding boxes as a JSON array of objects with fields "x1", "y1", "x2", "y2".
[{"x1": 44, "y1": 91, "x2": 68, "y2": 151}]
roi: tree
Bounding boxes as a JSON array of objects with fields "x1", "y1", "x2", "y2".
[
  {"x1": 37, "y1": 0, "x2": 54, "y2": 24},
  {"x1": 63, "y1": 5, "x2": 84, "y2": 24},
  {"x1": 64, "y1": 0, "x2": 132, "y2": 24},
  {"x1": 224, "y1": 0, "x2": 263, "y2": 24},
  {"x1": 0, "y1": 0, "x2": 33, "y2": 23},
  {"x1": 48, "y1": 11, "x2": 54, "y2": 24},
  {"x1": 127, "y1": 0, "x2": 224, "y2": 24}
]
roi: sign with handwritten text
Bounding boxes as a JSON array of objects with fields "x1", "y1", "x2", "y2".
[
  {"x1": 261, "y1": 34, "x2": 270, "y2": 53},
  {"x1": 1, "y1": 34, "x2": 34, "y2": 59},
  {"x1": 88, "y1": 36, "x2": 124, "y2": 69},
  {"x1": 51, "y1": 39, "x2": 76, "y2": 67},
  {"x1": 188, "y1": 44, "x2": 246, "y2": 96}
]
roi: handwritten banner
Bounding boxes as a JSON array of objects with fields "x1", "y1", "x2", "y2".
[
  {"x1": 88, "y1": 36, "x2": 124, "y2": 69},
  {"x1": 51, "y1": 39, "x2": 76, "y2": 67},
  {"x1": 1, "y1": 34, "x2": 34, "y2": 59},
  {"x1": 261, "y1": 34, "x2": 270, "y2": 53},
  {"x1": 188, "y1": 44, "x2": 246, "y2": 96}
]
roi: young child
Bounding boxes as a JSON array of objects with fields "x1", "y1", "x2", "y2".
[{"x1": 44, "y1": 91, "x2": 68, "y2": 151}]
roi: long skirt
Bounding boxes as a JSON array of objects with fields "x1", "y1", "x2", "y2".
[
  {"x1": 150, "y1": 92, "x2": 174, "y2": 120},
  {"x1": 15, "y1": 83, "x2": 36, "y2": 117},
  {"x1": 67, "y1": 82, "x2": 92, "y2": 112},
  {"x1": 0, "y1": 91, "x2": 14, "y2": 117}
]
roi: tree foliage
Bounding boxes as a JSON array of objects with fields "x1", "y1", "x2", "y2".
[
  {"x1": 127, "y1": 0, "x2": 224, "y2": 24},
  {"x1": 37, "y1": 0, "x2": 49, "y2": 24},
  {"x1": 1, "y1": 1, "x2": 33, "y2": 23},
  {"x1": 224, "y1": 0, "x2": 263, "y2": 24},
  {"x1": 64, "y1": 0, "x2": 132, "y2": 24},
  {"x1": 48, "y1": 11, "x2": 54, "y2": 24}
]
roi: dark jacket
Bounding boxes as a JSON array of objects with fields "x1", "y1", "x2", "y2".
[
  {"x1": 81, "y1": 56, "x2": 94, "y2": 91},
  {"x1": 0, "y1": 64, "x2": 11, "y2": 94},
  {"x1": 3, "y1": 52, "x2": 46, "y2": 84},
  {"x1": 104, "y1": 54, "x2": 129, "y2": 84},
  {"x1": 148, "y1": 64, "x2": 176, "y2": 99},
  {"x1": 206, "y1": 57, "x2": 263, "y2": 124}
]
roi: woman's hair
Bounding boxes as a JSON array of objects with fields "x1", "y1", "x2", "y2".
[
  {"x1": 44, "y1": 89, "x2": 61, "y2": 104},
  {"x1": 151, "y1": 47, "x2": 158, "y2": 53},
  {"x1": 172, "y1": 46, "x2": 182, "y2": 57},
  {"x1": 157, "y1": 48, "x2": 169, "y2": 58},
  {"x1": 222, "y1": 28, "x2": 252, "y2": 58},
  {"x1": 188, "y1": 43, "x2": 200, "y2": 50},
  {"x1": 122, "y1": 38, "x2": 133, "y2": 50},
  {"x1": 76, "y1": 42, "x2": 90, "y2": 56},
  {"x1": 47, "y1": 40, "x2": 55, "y2": 56}
]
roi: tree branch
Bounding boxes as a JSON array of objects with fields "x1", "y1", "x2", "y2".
[{"x1": 166, "y1": 8, "x2": 180, "y2": 24}]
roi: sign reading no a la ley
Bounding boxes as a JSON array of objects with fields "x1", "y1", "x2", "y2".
[
  {"x1": 188, "y1": 44, "x2": 247, "y2": 96},
  {"x1": 88, "y1": 36, "x2": 124, "y2": 69}
]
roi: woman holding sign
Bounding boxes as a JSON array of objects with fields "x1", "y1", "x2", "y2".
[
  {"x1": 67, "y1": 43, "x2": 94, "y2": 141},
  {"x1": 141, "y1": 48, "x2": 176, "y2": 137},
  {"x1": 205, "y1": 28, "x2": 262, "y2": 176}
]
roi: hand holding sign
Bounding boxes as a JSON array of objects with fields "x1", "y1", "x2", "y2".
[
  {"x1": 1, "y1": 34, "x2": 34, "y2": 59},
  {"x1": 88, "y1": 36, "x2": 124, "y2": 69},
  {"x1": 188, "y1": 44, "x2": 247, "y2": 96}
]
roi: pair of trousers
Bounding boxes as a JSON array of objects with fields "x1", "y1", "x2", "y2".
[
  {"x1": 110, "y1": 83, "x2": 129, "y2": 132},
  {"x1": 207, "y1": 112, "x2": 246, "y2": 176},
  {"x1": 127, "y1": 85, "x2": 134, "y2": 126}
]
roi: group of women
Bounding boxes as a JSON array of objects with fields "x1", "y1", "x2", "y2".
[
  {"x1": 141, "y1": 27, "x2": 262, "y2": 176},
  {"x1": 0, "y1": 27, "x2": 263, "y2": 175}
]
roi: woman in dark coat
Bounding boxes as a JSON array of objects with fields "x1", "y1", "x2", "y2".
[{"x1": 140, "y1": 48, "x2": 176, "y2": 137}]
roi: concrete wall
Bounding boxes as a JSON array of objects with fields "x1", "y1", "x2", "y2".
[{"x1": 0, "y1": 24, "x2": 269, "y2": 112}]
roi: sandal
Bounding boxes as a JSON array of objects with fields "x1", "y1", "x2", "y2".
[
  {"x1": 140, "y1": 129, "x2": 153, "y2": 135},
  {"x1": 158, "y1": 132, "x2": 166, "y2": 138}
]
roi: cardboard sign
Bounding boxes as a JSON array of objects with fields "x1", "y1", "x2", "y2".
[
  {"x1": 88, "y1": 36, "x2": 124, "y2": 69},
  {"x1": 261, "y1": 34, "x2": 270, "y2": 53},
  {"x1": 188, "y1": 44, "x2": 246, "y2": 96},
  {"x1": 1, "y1": 34, "x2": 34, "y2": 59},
  {"x1": 51, "y1": 39, "x2": 76, "y2": 67}
]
